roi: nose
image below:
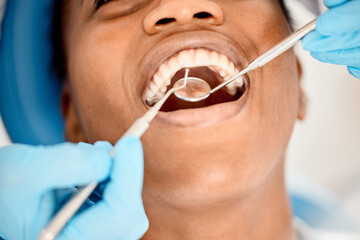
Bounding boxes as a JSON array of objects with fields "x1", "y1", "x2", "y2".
[{"x1": 143, "y1": 0, "x2": 224, "y2": 35}]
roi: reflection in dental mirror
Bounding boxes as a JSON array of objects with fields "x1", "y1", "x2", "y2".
[{"x1": 174, "y1": 77, "x2": 211, "y2": 102}]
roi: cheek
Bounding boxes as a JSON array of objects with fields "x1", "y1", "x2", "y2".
[
  {"x1": 228, "y1": 0, "x2": 298, "y2": 162},
  {"x1": 228, "y1": 53, "x2": 299, "y2": 191},
  {"x1": 218, "y1": 0, "x2": 298, "y2": 172},
  {"x1": 66, "y1": 23, "x2": 144, "y2": 141},
  {"x1": 224, "y1": 0, "x2": 290, "y2": 53},
  {"x1": 253, "y1": 51, "x2": 300, "y2": 163}
]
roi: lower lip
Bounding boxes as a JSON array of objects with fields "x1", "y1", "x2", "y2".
[{"x1": 156, "y1": 80, "x2": 250, "y2": 127}]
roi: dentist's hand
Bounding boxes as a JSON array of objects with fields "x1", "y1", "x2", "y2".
[
  {"x1": 302, "y1": 0, "x2": 360, "y2": 79},
  {"x1": 58, "y1": 137, "x2": 149, "y2": 240},
  {"x1": 0, "y1": 136, "x2": 148, "y2": 240}
]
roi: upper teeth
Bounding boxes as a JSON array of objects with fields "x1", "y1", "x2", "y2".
[{"x1": 145, "y1": 48, "x2": 244, "y2": 105}]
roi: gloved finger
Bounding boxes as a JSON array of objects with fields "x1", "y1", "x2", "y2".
[
  {"x1": 58, "y1": 136, "x2": 148, "y2": 240},
  {"x1": 316, "y1": 0, "x2": 360, "y2": 35},
  {"x1": 348, "y1": 66, "x2": 360, "y2": 79},
  {"x1": 94, "y1": 141, "x2": 113, "y2": 152},
  {"x1": 94, "y1": 135, "x2": 145, "y2": 212},
  {"x1": 302, "y1": 31, "x2": 360, "y2": 52},
  {"x1": 324, "y1": 0, "x2": 348, "y2": 8},
  {"x1": 58, "y1": 200, "x2": 149, "y2": 240},
  {"x1": 32, "y1": 193, "x2": 57, "y2": 238},
  {"x1": 0, "y1": 143, "x2": 112, "y2": 192},
  {"x1": 309, "y1": 47, "x2": 360, "y2": 66}
]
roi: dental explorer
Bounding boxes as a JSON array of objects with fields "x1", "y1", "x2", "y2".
[
  {"x1": 174, "y1": 18, "x2": 317, "y2": 102},
  {"x1": 38, "y1": 69, "x2": 190, "y2": 240}
]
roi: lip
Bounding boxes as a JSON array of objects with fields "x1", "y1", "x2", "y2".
[{"x1": 137, "y1": 30, "x2": 252, "y2": 127}]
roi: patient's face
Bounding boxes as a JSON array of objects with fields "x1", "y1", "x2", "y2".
[{"x1": 63, "y1": 0, "x2": 304, "y2": 205}]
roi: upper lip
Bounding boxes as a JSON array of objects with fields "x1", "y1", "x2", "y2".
[{"x1": 138, "y1": 30, "x2": 250, "y2": 100}]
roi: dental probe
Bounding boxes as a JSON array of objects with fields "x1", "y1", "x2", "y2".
[
  {"x1": 174, "y1": 18, "x2": 317, "y2": 102},
  {"x1": 38, "y1": 69, "x2": 190, "y2": 240}
]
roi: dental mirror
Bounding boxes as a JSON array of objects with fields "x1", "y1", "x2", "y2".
[{"x1": 173, "y1": 77, "x2": 211, "y2": 102}]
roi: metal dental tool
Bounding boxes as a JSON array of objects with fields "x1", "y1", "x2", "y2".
[
  {"x1": 38, "y1": 69, "x2": 191, "y2": 240},
  {"x1": 174, "y1": 18, "x2": 317, "y2": 102},
  {"x1": 173, "y1": 76, "x2": 211, "y2": 102}
]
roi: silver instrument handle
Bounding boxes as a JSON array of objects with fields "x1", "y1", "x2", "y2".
[
  {"x1": 38, "y1": 183, "x2": 98, "y2": 240},
  {"x1": 250, "y1": 18, "x2": 317, "y2": 69}
]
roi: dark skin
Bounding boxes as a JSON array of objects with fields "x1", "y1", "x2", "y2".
[{"x1": 61, "y1": 0, "x2": 306, "y2": 239}]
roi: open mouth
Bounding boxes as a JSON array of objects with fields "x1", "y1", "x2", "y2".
[{"x1": 143, "y1": 48, "x2": 248, "y2": 112}]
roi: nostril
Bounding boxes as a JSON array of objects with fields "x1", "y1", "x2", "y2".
[
  {"x1": 193, "y1": 12, "x2": 213, "y2": 19},
  {"x1": 156, "y1": 18, "x2": 176, "y2": 25}
]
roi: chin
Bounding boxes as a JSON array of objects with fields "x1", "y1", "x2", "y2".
[{"x1": 141, "y1": 121, "x2": 284, "y2": 209}]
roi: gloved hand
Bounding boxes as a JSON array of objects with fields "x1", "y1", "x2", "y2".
[
  {"x1": 0, "y1": 136, "x2": 148, "y2": 240},
  {"x1": 302, "y1": 0, "x2": 360, "y2": 79}
]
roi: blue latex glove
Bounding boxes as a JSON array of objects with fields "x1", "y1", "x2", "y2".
[
  {"x1": 302, "y1": 0, "x2": 360, "y2": 79},
  {"x1": 0, "y1": 136, "x2": 148, "y2": 240}
]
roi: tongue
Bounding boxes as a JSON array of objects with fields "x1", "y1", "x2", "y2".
[{"x1": 160, "y1": 67, "x2": 241, "y2": 112}]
